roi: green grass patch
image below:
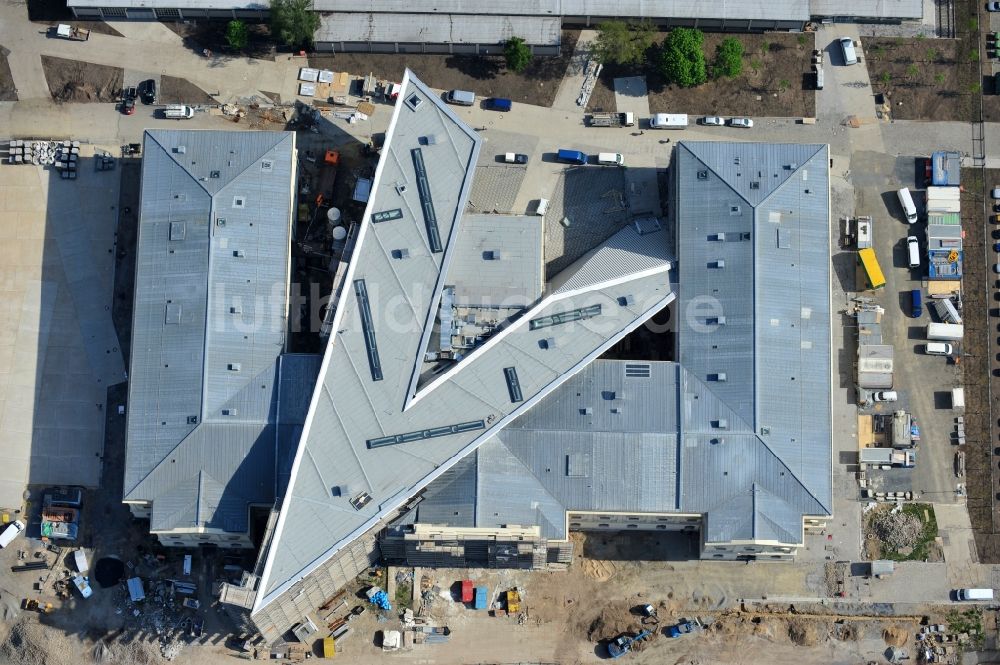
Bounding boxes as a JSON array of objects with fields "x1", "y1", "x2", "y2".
[
  {"x1": 394, "y1": 580, "x2": 412, "y2": 609},
  {"x1": 882, "y1": 503, "x2": 938, "y2": 562}
]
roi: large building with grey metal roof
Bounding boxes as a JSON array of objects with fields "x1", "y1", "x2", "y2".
[
  {"x1": 124, "y1": 129, "x2": 320, "y2": 549},
  {"x1": 217, "y1": 71, "x2": 831, "y2": 645}
]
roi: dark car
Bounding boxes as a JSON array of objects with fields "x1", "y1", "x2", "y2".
[
  {"x1": 138, "y1": 79, "x2": 156, "y2": 105},
  {"x1": 485, "y1": 97, "x2": 512, "y2": 112},
  {"x1": 121, "y1": 86, "x2": 137, "y2": 115}
]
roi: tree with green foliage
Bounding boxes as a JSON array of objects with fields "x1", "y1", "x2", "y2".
[
  {"x1": 796, "y1": 34, "x2": 808, "y2": 48},
  {"x1": 749, "y1": 57, "x2": 763, "y2": 75},
  {"x1": 879, "y1": 71, "x2": 891, "y2": 86},
  {"x1": 504, "y1": 37, "x2": 533, "y2": 72},
  {"x1": 713, "y1": 37, "x2": 743, "y2": 79},
  {"x1": 925, "y1": 47, "x2": 939, "y2": 61},
  {"x1": 969, "y1": 50, "x2": 980, "y2": 62},
  {"x1": 225, "y1": 19, "x2": 249, "y2": 51},
  {"x1": 906, "y1": 63, "x2": 920, "y2": 78},
  {"x1": 593, "y1": 20, "x2": 655, "y2": 66},
  {"x1": 934, "y1": 72, "x2": 946, "y2": 85},
  {"x1": 659, "y1": 28, "x2": 707, "y2": 88},
  {"x1": 969, "y1": 82, "x2": 982, "y2": 93},
  {"x1": 778, "y1": 78, "x2": 790, "y2": 92},
  {"x1": 269, "y1": 0, "x2": 319, "y2": 49}
]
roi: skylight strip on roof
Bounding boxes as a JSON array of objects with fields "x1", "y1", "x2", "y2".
[
  {"x1": 503, "y1": 367, "x2": 523, "y2": 403},
  {"x1": 528, "y1": 304, "x2": 602, "y2": 331},
  {"x1": 366, "y1": 419, "x2": 486, "y2": 449},
  {"x1": 410, "y1": 148, "x2": 442, "y2": 253},
  {"x1": 353, "y1": 279, "x2": 383, "y2": 381}
]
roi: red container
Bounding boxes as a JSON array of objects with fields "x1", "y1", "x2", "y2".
[{"x1": 461, "y1": 580, "x2": 473, "y2": 603}]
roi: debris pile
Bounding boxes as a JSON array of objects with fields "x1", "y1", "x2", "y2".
[{"x1": 871, "y1": 510, "x2": 922, "y2": 550}]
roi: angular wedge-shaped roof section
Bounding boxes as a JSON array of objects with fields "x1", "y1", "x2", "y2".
[{"x1": 254, "y1": 70, "x2": 673, "y2": 609}]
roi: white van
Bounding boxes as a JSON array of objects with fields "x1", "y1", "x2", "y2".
[
  {"x1": 534, "y1": 198, "x2": 549, "y2": 216},
  {"x1": 839, "y1": 37, "x2": 858, "y2": 65},
  {"x1": 956, "y1": 588, "x2": 994, "y2": 601},
  {"x1": 906, "y1": 235, "x2": 920, "y2": 269},
  {"x1": 925, "y1": 342, "x2": 953, "y2": 356},
  {"x1": 165, "y1": 104, "x2": 194, "y2": 120},
  {"x1": 445, "y1": 89, "x2": 476, "y2": 106},
  {"x1": 597, "y1": 152, "x2": 625, "y2": 167},
  {"x1": 0, "y1": 520, "x2": 25, "y2": 548},
  {"x1": 897, "y1": 188, "x2": 918, "y2": 223},
  {"x1": 649, "y1": 113, "x2": 688, "y2": 129}
]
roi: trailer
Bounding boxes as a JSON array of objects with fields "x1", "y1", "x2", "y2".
[
  {"x1": 859, "y1": 447, "x2": 915, "y2": 467},
  {"x1": 929, "y1": 297, "x2": 962, "y2": 324},
  {"x1": 892, "y1": 410, "x2": 918, "y2": 449},
  {"x1": 52, "y1": 24, "x2": 90, "y2": 41},
  {"x1": 586, "y1": 112, "x2": 635, "y2": 127},
  {"x1": 473, "y1": 586, "x2": 488, "y2": 610},
  {"x1": 927, "y1": 322, "x2": 963, "y2": 341},
  {"x1": 460, "y1": 580, "x2": 473, "y2": 603}
]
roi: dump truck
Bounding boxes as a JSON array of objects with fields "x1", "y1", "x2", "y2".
[
  {"x1": 891, "y1": 410, "x2": 919, "y2": 449},
  {"x1": 608, "y1": 630, "x2": 652, "y2": 658},
  {"x1": 460, "y1": 580, "x2": 473, "y2": 603},
  {"x1": 52, "y1": 24, "x2": 90, "y2": 41},
  {"x1": 505, "y1": 589, "x2": 521, "y2": 613},
  {"x1": 586, "y1": 112, "x2": 635, "y2": 127}
]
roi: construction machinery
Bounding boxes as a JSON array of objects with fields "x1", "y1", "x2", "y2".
[
  {"x1": 505, "y1": 589, "x2": 521, "y2": 614},
  {"x1": 22, "y1": 598, "x2": 53, "y2": 613},
  {"x1": 608, "y1": 630, "x2": 652, "y2": 658},
  {"x1": 665, "y1": 618, "x2": 702, "y2": 638}
]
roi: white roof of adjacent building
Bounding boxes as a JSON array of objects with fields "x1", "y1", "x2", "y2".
[
  {"x1": 809, "y1": 0, "x2": 921, "y2": 19},
  {"x1": 316, "y1": 13, "x2": 562, "y2": 46},
  {"x1": 310, "y1": 0, "x2": 809, "y2": 21},
  {"x1": 253, "y1": 69, "x2": 673, "y2": 610},
  {"x1": 125, "y1": 130, "x2": 318, "y2": 535}
]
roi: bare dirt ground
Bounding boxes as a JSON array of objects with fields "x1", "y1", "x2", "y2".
[
  {"x1": 159, "y1": 76, "x2": 216, "y2": 105},
  {"x1": 308, "y1": 31, "x2": 580, "y2": 108},
  {"x1": 163, "y1": 20, "x2": 275, "y2": 61},
  {"x1": 40, "y1": 55, "x2": 122, "y2": 102},
  {"x1": 587, "y1": 32, "x2": 816, "y2": 118},
  {"x1": 0, "y1": 45, "x2": 16, "y2": 101},
  {"x1": 864, "y1": 37, "x2": 979, "y2": 122}
]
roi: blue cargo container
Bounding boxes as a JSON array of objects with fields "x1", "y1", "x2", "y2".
[
  {"x1": 473, "y1": 586, "x2": 488, "y2": 610},
  {"x1": 557, "y1": 149, "x2": 587, "y2": 165}
]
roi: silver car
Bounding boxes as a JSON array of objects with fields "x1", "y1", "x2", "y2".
[
  {"x1": 700, "y1": 116, "x2": 724, "y2": 126},
  {"x1": 727, "y1": 117, "x2": 753, "y2": 128}
]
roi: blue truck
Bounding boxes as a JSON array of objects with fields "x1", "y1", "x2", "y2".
[{"x1": 473, "y1": 586, "x2": 488, "y2": 610}]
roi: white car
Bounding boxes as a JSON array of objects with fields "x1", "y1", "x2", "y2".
[
  {"x1": 727, "y1": 117, "x2": 753, "y2": 128},
  {"x1": 0, "y1": 520, "x2": 25, "y2": 548},
  {"x1": 989, "y1": 2, "x2": 1000, "y2": 11},
  {"x1": 700, "y1": 116, "x2": 724, "y2": 126},
  {"x1": 840, "y1": 37, "x2": 858, "y2": 65},
  {"x1": 872, "y1": 391, "x2": 898, "y2": 402}
]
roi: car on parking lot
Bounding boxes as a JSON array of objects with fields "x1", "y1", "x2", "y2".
[
  {"x1": 873, "y1": 391, "x2": 898, "y2": 402},
  {"x1": 992, "y1": 186, "x2": 1000, "y2": 199},
  {"x1": 911, "y1": 288, "x2": 922, "y2": 318},
  {"x1": 504, "y1": 152, "x2": 528, "y2": 164},
  {"x1": 138, "y1": 79, "x2": 156, "y2": 105},
  {"x1": 484, "y1": 97, "x2": 512, "y2": 112},
  {"x1": 700, "y1": 116, "x2": 724, "y2": 126},
  {"x1": 839, "y1": 37, "x2": 858, "y2": 65},
  {"x1": 989, "y1": 2, "x2": 1000, "y2": 11},
  {"x1": 727, "y1": 117, "x2": 753, "y2": 128}
]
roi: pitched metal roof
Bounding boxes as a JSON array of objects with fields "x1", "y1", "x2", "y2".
[
  {"x1": 254, "y1": 70, "x2": 673, "y2": 610},
  {"x1": 447, "y1": 214, "x2": 543, "y2": 308},
  {"x1": 125, "y1": 130, "x2": 300, "y2": 533},
  {"x1": 316, "y1": 13, "x2": 562, "y2": 46}
]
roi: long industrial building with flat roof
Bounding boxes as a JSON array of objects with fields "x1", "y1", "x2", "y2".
[
  {"x1": 205, "y1": 69, "x2": 833, "y2": 645},
  {"x1": 69, "y1": 0, "x2": 922, "y2": 49}
]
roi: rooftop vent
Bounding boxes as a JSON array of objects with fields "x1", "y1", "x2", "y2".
[
  {"x1": 617, "y1": 295, "x2": 635, "y2": 307},
  {"x1": 228, "y1": 363, "x2": 241, "y2": 372},
  {"x1": 710, "y1": 233, "x2": 726, "y2": 241},
  {"x1": 222, "y1": 408, "x2": 238, "y2": 416},
  {"x1": 230, "y1": 305, "x2": 242, "y2": 314},
  {"x1": 707, "y1": 316, "x2": 726, "y2": 325},
  {"x1": 729, "y1": 205, "x2": 740, "y2": 215},
  {"x1": 711, "y1": 260, "x2": 725, "y2": 269},
  {"x1": 710, "y1": 372, "x2": 727, "y2": 382},
  {"x1": 216, "y1": 218, "x2": 226, "y2": 227},
  {"x1": 169, "y1": 221, "x2": 185, "y2": 241},
  {"x1": 174, "y1": 146, "x2": 186, "y2": 154},
  {"x1": 350, "y1": 492, "x2": 373, "y2": 510},
  {"x1": 210, "y1": 170, "x2": 221, "y2": 179},
  {"x1": 232, "y1": 196, "x2": 245, "y2": 208},
  {"x1": 760, "y1": 426, "x2": 771, "y2": 435},
  {"x1": 261, "y1": 159, "x2": 273, "y2": 172},
  {"x1": 697, "y1": 170, "x2": 708, "y2": 180},
  {"x1": 750, "y1": 182, "x2": 760, "y2": 190},
  {"x1": 713, "y1": 419, "x2": 729, "y2": 429},
  {"x1": 419, "y1": 135, "x2": 437, "y2": 145},
  {"x1": 394, "y1": 183, "x2": 407, "y2": 195},
  {"x1": 404, "y1": 93, "x2": 423, "y2": 111},
  {"x1": 542, "y1": 337, "x2": 556, "y2": 349},
  {"x1": 187, "y1": 415, "x2": 198, "y2": 424},
  {"x1": 391, "y1": 248, "x2": 410, "y2": 259},
  {"x1": 611, "y1": 407, "x2": 622, "y2": 414},
  {"x1": 484, "y1": 250, "x2": 502, "y2": 260},
  {"x1": 233, "y1": 250, "x2": 245, "y2": 258},
  {"x1": 711, "y1": 437, "x2": 725, "y2": 444},
  {"x1": 580, "y1": 407, "x2": 593, "y2": 415}
]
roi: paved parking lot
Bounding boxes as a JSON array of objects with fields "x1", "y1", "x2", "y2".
[{"x1": 0, "y1": 151, "x2": 124, "y2": 507}]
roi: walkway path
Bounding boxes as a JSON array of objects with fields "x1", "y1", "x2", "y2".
[{"x1": 551, "y1": 30, "x2": 596, "y2": 112}]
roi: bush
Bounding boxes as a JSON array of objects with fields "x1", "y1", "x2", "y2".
[
  {"x1": 269, "y1": 0, "x2": 319, "y2": 49},
  {"x1": 713, "y1": 37, "x2": 743, "y2": 79},
  {"x1": 504, "y1": 37, "x2": 532, "y2": 73},
  {"x1": 225, "y1": 20, "x2": 248, "y2": 51},
  {"x1": 594, "y1": 20, "x2": 655, "y2": 65},
  {"x1": 659, "y1": 28, "x2": 706, "y2": 88}
]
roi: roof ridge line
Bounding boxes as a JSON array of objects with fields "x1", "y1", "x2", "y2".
[
  {"x1": 146, "y1": 130, "x2": 213, "y2": 197},
  {"x1": 751, "y1": 143, "x2": 828, "y2": 209}
]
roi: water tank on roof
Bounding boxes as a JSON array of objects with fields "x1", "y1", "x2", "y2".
[
  {"x1": 331, "y1": 225, "x2": 347, "y2": 241},
  {"x1": 326, "y1": 207, "x2": 342, "y2": 225}
]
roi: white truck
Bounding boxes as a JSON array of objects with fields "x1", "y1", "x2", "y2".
[
  {"x1": 0, "y1": 520, "x2": 25, "y2": 548},
  {"x1": 164, "y1": 104, "x2": 195, "y2": 120},
  {"x1": 859, "y1": 447, "x2": 915, "y2": 468},
  {"x1": 586, "y1": 111, "x2": 635, "y2": 127},
  {"x1": 649, "y1": 113, "x2": 688, "y2": 129},
  {"x1": 927, "y1": 322, "x2": 963, "y2": 341}
]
